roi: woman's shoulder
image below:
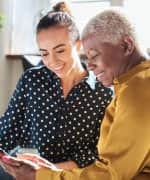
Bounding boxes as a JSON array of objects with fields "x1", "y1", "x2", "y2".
[{"x1": 22, "y1": 65, "x2": 53, "y2": 80}]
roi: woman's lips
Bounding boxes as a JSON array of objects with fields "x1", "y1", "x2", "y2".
[{"x1": 53, "y1": 65, "x2": 64, "y2": 73}]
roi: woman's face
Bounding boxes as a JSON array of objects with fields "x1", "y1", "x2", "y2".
[{"x1": 37, "y1": 26, "x2": 80, "y2": 78}]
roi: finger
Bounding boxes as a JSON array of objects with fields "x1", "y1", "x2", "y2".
[
  {"x1": 2, "y1": 155, "x2": 39, "y2": 170},
  {"x1": 37, "y1": 162, "x2": 62, "y2": 171},
  {"x1": 18, "y1": 154, "x2": 50, "y2": 165},
  {"x1": 1, "y1": 162, "x2": 18, "y2": 178},
  {"x1": 20, "y1": 159, "x2": 40, "y2": 170},
  {"x1": 1, "y1": 157, "x2": 38, "y2": 180},
  {"x1": 17, "y1": 155, "x2": 39, "y2": 164},
  {"x1": 18, "y1": 154, "x2": 41, "y2": 162},
  {"x1": 37, "y1": 162, "x2": 54, "y2": 169},
  {"x1": 2, "y1": 156, "x2": 21, "y2": 167},
  {"x1": 18, "y1": 153, "x2": 47, "y2": 162},
  {"x1": 0, "y1": 158, "x2": 4, "y2": 165},
  {"x1": 0, "y1": 159, "x2": 7, "y2": 170}
]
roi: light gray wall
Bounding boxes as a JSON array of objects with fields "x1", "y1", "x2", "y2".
[
  {"x1": 0, "y1": 0, "x2": 50, "y2": 115},
  {"x1": 111, "y1": 0, "x2": 123, "y2": 6},
  {"x1": 0, "y1": 0, "x2": 23, "y2": 115}
]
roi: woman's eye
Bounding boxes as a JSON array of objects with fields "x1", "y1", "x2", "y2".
[
  {"x1": 42, "y1": 54, "x2": 48, "y2": 57},
  {"x1": 41, "y1": 53, "x2": 48, "y2": 57},
  {"x1": 56, "y1": 49, "x2": 65, "y2": 53}
]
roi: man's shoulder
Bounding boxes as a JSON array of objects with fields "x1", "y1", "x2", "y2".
[{"x1": 118, "y1": 71, "x2": 150, "y2": 106}]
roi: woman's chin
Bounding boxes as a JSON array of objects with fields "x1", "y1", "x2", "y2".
[{"x1": 55, "y1": 72, "x2": 66, "y2": 79}]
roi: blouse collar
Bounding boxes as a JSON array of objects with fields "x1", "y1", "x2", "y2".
[{"x1": 113, "y1": 60, "x2": 150, "y2": 85}]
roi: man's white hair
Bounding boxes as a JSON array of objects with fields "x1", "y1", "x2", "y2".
[{"x1": 81, "y1": 8, "x2": 138, "y2": 45}]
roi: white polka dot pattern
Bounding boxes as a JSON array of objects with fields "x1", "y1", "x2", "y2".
[{"x1": 0, "y1": 65, "x2": 112, "y2": 167}]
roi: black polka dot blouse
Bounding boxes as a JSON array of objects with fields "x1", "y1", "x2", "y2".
[{"x1": 0, "y1": 65, "x2": 112, "y2": 167}]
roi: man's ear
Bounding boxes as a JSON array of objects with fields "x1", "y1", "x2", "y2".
[{"x1": 121, "y1": 36, "x2": 134, "y2": 56}]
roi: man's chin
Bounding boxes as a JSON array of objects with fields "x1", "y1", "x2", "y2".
[{"x1": 101, "y1": 81, "x2": 113, "y2": 87}]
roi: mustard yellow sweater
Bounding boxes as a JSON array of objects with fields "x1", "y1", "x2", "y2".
[{"x1": 36, "y1": 61, "x2": 150, "y2": 180}]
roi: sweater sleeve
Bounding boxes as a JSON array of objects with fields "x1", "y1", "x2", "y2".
[
  {"x1": 0, "y1": 74, "x2": 27, "y2": 152},
  {"x1": 97, "y1": 80, "x2": 150, "y2": 179},
  {"x1": 36, "y1": 162, "x2": 117, "y2": 180}
]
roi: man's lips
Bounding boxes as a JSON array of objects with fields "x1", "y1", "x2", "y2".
[{"x1": 96, "y1": 72, "x2": 105, "y2": 79}]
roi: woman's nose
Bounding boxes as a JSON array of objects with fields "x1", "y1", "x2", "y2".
[{"x1": 47, "y1": 53, "x2": 57, "y2": 66}]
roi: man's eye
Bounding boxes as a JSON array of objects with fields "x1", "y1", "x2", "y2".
[
  {"x1": 87, "y1": 54, "x2": 99, "y2": 64},
  {"x1": 91, "y1": 54, "x2": 99, "y2": 60}
]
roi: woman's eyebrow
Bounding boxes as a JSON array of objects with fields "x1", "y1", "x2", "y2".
[
  {"x1": 39, "y1": 49, "x2": 47, "y2": 52},
  {"x1": 53, "y1": 44, "x2": 66, "y2": 50},
  {"x1": 39, "y1": 44, "x2": 66, "y2": 51}
]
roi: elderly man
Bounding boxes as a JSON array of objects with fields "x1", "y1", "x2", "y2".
[{"x1": 0, "y1": 8, "x2": 150, "y2": 180}]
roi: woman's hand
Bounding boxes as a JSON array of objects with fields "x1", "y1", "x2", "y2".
[
  {"x1": 17, "y1": 153, "x2": 60, "y2": 170},
  {"x1": 18, "y1": 153, "x2": 78, "y2": 170},
  {"x1": 0, "y1": 155, "x2": 61, "y2": 180},
  {"x1": 0, "y1": 155, "x2": 38, "y2": 180}
]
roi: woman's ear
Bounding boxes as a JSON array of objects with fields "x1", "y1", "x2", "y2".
[
  {"x1": 121, "y1": 36, "x2": 134, "y2": 56},
  {"x1": 75, "y1": 40, "x2": 81, "y2": 52}
]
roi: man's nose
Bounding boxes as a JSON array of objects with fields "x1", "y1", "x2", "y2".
[{"x1": 87, "y1": 63, "x2": 96, "y2": 71}]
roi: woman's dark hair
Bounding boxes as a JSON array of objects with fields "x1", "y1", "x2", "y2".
[
  {"x1": 52, "y1": 1, "x2": 72, "y2": 16},
  {"x1": 36, "y1": 2, "x2": 80, "y2": 44}
]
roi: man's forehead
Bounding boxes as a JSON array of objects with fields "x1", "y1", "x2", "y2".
[
  {"x1": 83, "y1": 34, "x2": 97, "y2": 47},
  {"x1": 83, "y1": 33, "x2": 96, "y2": 41},
  {"x1": 83, "y1": 34, "x2": 101, "y2": 50}
]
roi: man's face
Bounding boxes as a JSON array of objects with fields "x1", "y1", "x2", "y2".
[{"x1": 82, "y1": 34, "x2": 124, "y2": 87}]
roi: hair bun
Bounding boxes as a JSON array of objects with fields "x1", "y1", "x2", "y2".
[{"x1": 52, "y1": 1, "x2": 72, "y2": 16}]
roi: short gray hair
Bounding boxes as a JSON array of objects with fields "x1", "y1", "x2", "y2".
[{"x1": 81, "y1": 9, "x2": 137, "y2": 45}]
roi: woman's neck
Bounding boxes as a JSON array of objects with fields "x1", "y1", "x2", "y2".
[{"x1": 61, "y1": 64, "x2": 87, "y2": 98}]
